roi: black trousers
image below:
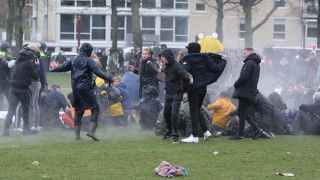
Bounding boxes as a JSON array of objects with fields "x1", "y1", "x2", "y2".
[
  {"x1": 188, "y1": 87, "x2": 208, "y2": 137},
  {"x1": 73, "y1": 89, "x2": 100, "y2": 126},
  {"x1": 4, "y1": 88, "x2": 31, "y2": 131},
  {"x1": 238, "y1": 98, "x2": 259, "y2": 136},
  {"x1": 163, "y1": 94, "x2": 182, "y2": 137}
]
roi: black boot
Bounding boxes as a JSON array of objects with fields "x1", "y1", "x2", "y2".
[
  {"x1": 86, "y1": 122, "x2": 99, "y2": 141},
  {"x1": 75, "y1": 125, "x2": 81, "y2": 140}
]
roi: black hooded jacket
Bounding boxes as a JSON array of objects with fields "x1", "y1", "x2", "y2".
[
  {"x1": 51, "y1": 45, "x2": 112, "y2": 90},
  {"x1": 161, "y1": 49, "x2": 190, "y2": 96},
  {"x1": 10, "y1": 48, "x2": 38, "y2": 90},
  {"x1": 233, "y1": 53, "x2": 261, "y2": 101}
]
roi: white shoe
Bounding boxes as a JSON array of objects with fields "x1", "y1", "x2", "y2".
[
  {"x1": 203, "y1": 130, "x2": 212, "y2": 141},
  {"x1": 181, "y1": 135, "x2": 199, "y2": 144}
]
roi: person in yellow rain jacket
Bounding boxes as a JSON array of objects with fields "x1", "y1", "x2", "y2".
[{"x1": 207, "y1": 92, "x2": 236, "y2": 131}]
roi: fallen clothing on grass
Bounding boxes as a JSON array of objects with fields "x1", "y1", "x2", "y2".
[{"x1": 154, "y1": 161, "x2": 189, "y2": 178}]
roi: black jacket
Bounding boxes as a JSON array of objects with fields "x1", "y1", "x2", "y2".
[
  {"x1": 139, "y1": 57, "x2": 159, "y2": 97},
  {"x1": 233, "y1": 53, "x2": 261, "y2": 101},
  {"x1": 181, "y1": 53, "x2": 226, "y2": 89},
  {"x1": 162, "y1": 49, "x2": 190, "y2": 96},
  {"x1": 10, "y1": 48, "x2": 38, "y2": 90},
  {"x1": 52, "y1": 52, "x2": 112, "y2": 91}
]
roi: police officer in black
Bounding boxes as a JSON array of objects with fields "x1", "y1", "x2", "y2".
[{"x1": 51, "y1": 43, "x2": 112, "y2": 141}]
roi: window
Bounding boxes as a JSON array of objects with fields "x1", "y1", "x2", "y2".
[
  {"x1": 273, "y1": 18, "x2": 286, "y2": 40},
  {"x1": 307, "y1": 21, "x2": 317, "y2": 38},
  {"x1": 160, "y1": 16, "x2": 188, "y2": 42},
  {"x1": 176, "y1": 0, "x2": 188, "y2": 9},
  {"x1": 60, "y1": 14, "x2": 75, "y2": 39},
  {"x1": 61, "y1": 0, "x2": 75, "y2": 6},
  {"x1": 239, "y1": 18, "x2": 245, "y2": 39},
  {"x1": 60, "y1": 14, "x2": 106, "y2": 40},
  {"x1": 92, "y1": 15, "x2": 106, "y2": 40},
  {"x1": 79, "y1": 15, "x2": 90, "y2": 40},
  {"x1": 118, "y1": 0, "x2": 131, "y2": 8},
  {"x1": 161, "y1": 0, "x2": 174, "y2": 8},
  {"x1": 161, "y1": 0, "x2": 188, "y2": 9},
  {"x1": 77, "y1": 0, "x2": 91, "y2": 7},
  {"x1": 274, "y1": 0, "x2": 287, "y2": 7},
  {"x1": 92, "y1": 0, "x2": 106, "y2": 7},
  {"x1": 142, "y1": 16, "x2": 156, "y2": 35},
  {"x1": 175, "y1": 17, "x2": 188, "y2": 42},
  {"x1": 60, "y1": 0, "x2": 106, "y2": 7},
  {"x1": 196, "y1": 2, "x2": 206, "y2": 11},
  {"x1": 142, "y1": 0, "x2": 156, "y2": 8},
  {"x1": 161, "y1": 17, "x2": 174, "y2": 41}
]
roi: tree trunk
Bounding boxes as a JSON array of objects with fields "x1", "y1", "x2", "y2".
[
  {"x1": 131, "y1": 0, "x2": 143, "y2": 53},
  {"x1": 111, "y1": 0, "x2": 118, "y2": 50},
  {"x1": 15, "y1": 0, "x2": 25, "y2": 49},
  {"x1": 6, "y1": 0, "x2": 15, "y2": 46},
  {"x1": 243, "y1": 2, "x2": 253, "y2": 48},
  {"x1": 216, "y1": 0, "x2": 224, "y2": 42},
  {"x1": 317, "y1": 0, "x2": 320, "y2": 48}
]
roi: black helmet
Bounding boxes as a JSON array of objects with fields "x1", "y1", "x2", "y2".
[
  {"x1": 0, "y1": 41, "x2": 10, "y2": 51},
  {"x1": 40, "y1": 42, "x2": 47, "y2": 52}
]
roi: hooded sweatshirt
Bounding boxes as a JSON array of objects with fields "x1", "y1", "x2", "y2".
[
  {"x1": 161, "y1": 49, "x2": 190, "y2": 96},
  {"x1": 10, "y1": 48, "x2": 38, "y2": 90}
]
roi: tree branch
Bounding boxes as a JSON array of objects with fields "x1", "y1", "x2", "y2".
[{"x1": 252, "y1": 5, "x2": 278, "y2": 32}]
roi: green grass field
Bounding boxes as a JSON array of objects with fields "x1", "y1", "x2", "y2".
[
  {"x1": 0, "y1": 73, "x2": 318, "y2": 180},
  {"x1": 0, "y1": 128, "x2": 319, "y2": 180}
]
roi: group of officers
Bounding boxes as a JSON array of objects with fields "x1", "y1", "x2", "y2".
[{"x1": 0, "y1": 40, "x2": 264, "y2": 143}]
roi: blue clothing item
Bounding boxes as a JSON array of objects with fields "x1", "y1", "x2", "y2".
[
  {"x1": 122, "y1": 71, "x2": 140, "y2": 104},
  {"x1": 118, "y1": 83, "x2": 132, "y2": 110},
  {"x1": 43, "y1": 89, "x2": 68, "y2": 112}
]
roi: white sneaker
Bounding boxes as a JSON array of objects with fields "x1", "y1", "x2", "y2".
[
  {"x1": 181, "y1": 135, "x2": 199, "y2": 144},
  {"x1": 203, "y1": 130, "x2": 212, "y2": 141}
]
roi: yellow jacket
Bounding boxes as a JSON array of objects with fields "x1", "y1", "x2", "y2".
[{"x1": 207, "y1": 97, "x2": 236, "y2": 129}]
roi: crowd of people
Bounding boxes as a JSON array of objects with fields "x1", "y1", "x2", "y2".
[{"x1": 0, "y1": 40, "x2": 320, "y2": 143}]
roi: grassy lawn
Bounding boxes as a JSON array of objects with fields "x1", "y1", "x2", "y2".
[
  {"x1": 6, "y1": 73, "x2": 314, "y2": 179},
  {"x1": 0, "y1": 128, "x2": 319, "y2": 180},
  {"x1": 47, "y1": 72, "x2": 72, "y2": 95}
]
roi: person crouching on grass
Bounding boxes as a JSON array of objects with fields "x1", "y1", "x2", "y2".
[
  {"x1": 51, "y1": 43, "x2": 113, "y2": 141},
  {"x1": 160, "y1": 49, "x2": 192, "y2": 142}
]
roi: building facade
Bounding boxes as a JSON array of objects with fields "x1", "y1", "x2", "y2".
[{"x1": 31, "y1": 0, "x2": 315, "y2": 51}]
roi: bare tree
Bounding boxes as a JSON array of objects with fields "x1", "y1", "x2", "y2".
[
  {"x1": 6, "y1": 0, "x2": 15, "y2": 46},
  {"x1": 317, "y1": 0, "x2": 320, "y2": 48},
  {"x1": 6, "y1": 0, "x2": 26, "y2": 48},
  {"x1": 131, "y1": 0, "x2": 143, "y2": 53},
  {"x1": 15, "y1": 0, "x2": 26, "y2": 49},
  {"x1": 225, "y1": 0, "x2": 280, "y2": 48},
  {"x1": 111, "y1": 0, "x2": 118, "y2": 50},
  {"x1": 202, "y1": 0, "x2": 238, "y2": 42}
]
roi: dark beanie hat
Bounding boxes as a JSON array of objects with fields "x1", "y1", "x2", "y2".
[{"x1": 186, "y1": 42, "x2": 201, "y2": 53}]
